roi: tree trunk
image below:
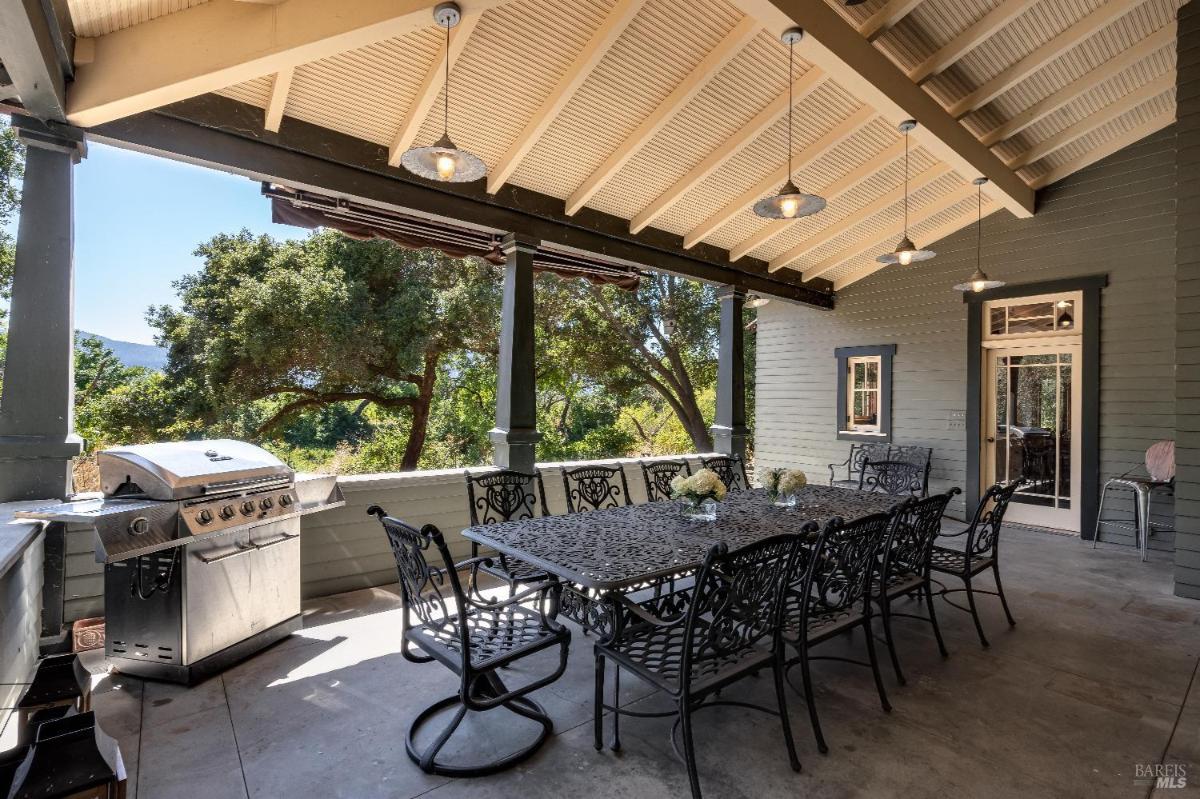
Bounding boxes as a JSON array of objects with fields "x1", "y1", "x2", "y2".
[{"x1": 399, "y1": 351, "x2": 439, "y2": 471}]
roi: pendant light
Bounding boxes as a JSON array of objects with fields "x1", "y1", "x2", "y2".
[
  {"x1": 877, "y1": 120, "x2": 935, "y2": 266},
  {"x1": 753, "y1": 28, "x2": 826, "y2": 220},
  {"x1": 744, "y1": 294, "x2": 770, "y2": 309},
  {"x1": 401, "y1": 2, "x2": 486, "y2": 183},
  {"x1": 954, "y1": 177, "x2": 1006, "y2": 293}
]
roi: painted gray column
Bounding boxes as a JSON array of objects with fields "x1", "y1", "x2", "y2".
[
  {"x1": 489, "y1": 233, "x2": 541, "y2": 473},
  {"x1": 711, "y1": 285, "x2": 748, "y2": 461},
  {"x1": 0, "y1": 117, "x2": 85, "y2": 501}
]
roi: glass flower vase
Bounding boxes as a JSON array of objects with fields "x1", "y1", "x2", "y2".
[{"x1": 681, "y1": 496, "x2": 718, "y2": 521}]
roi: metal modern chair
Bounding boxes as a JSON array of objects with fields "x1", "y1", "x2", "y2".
[
  {"x1": 783, "y1": 510, "x2": 896, "y2": 754},
  {"x1": 1094, "y1": 440, "x2": 1175, "y2": 561},
  {"x1": 368, "y1": 507, "x2": 570, "y2": 777},
  {"x1": 929, "y1": 481, "x2": 1021, "y2": 648},
  {"x1": 858, "y1": 458, "x2": 925, "y2": 497},
  {"x1": 464, "y1": 469, "x2": 551, "y2": 589},
  {"x1": 561, "y1": 464, "x2": 632, "y2": 512},
  {"x1": 874, "y1": 488, "x2": 961, "y2": 685},
  {"x1": 593, "y1": 533, "x2": 808, "y2": 799},
  {"x1": 698, "y1": 454, "x2": 749, "y2": 492},
  {"x1": 639, "y1": 459, "x2": 691, "y2": 502},
  {"x1": 828, "y1": 442, "x2": 890, "y2": 490}
]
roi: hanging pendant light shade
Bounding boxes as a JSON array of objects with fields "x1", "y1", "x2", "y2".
[
  {"x1": 877, "y1": 120, "x2": 935, "y2": 266},
  {"x1": 401, "y1": 3, "x2": 486, "y2": 183},
  {"x1": 954, "y1": 177, "x2": 1005, "y2": 293},
  {"x1": 754, "y1": 28, "x2": 826, "y2": 220}
]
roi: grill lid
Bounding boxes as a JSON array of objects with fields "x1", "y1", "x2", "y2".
[{"x1": 99, "y1": 439, "x2": 293, "y2": 500}]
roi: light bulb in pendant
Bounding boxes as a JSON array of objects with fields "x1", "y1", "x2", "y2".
[
  {"x1": 897, "y1": 250, "x2": 913, "y2": 266},
  {"x1": 779, "y1": 196, "x2": 800, "y2": 218},
  {"x1": 972, "y1": 279, "x2": 987, "y2": 292},
  {"x1": 436, "y1": 153, "x2": 457, "y2": 180}
]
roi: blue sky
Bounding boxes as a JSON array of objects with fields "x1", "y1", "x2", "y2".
[{"x1": 72, "y1": 142, "x2": 299, "y2": 343}]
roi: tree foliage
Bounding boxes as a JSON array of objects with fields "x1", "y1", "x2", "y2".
[{"x1": 0, "y1": 121, "x2": 24, "y2": 319}]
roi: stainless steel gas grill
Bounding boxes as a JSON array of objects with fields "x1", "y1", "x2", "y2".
[{"x1": 19, "y1": 440, "x2": 345, "y2": 684}]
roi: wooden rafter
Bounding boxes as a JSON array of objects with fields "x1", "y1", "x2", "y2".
[
  {"x1": 685, "y1": 104, "x2": 874, "y2": 251},
  {"x1": 629, "y1": 66, "x2": 828, "y2": 234},
  {"x1": 386, "y1": 9, "x2": 481, "y2": 167},
  {"x1": 947, "y1": 0, "x2": 1131, "y2": 120},
  {"x1": 1029, "y1": 108, "x2": 1175, "y2": 190},
  {"x1": 1006, "y1": 72, "x2": 1175, "y2": 169},
  {"x1": 732, "y1": 133, "x2": 906, "y2": 263},
  {"x1": 802, "y1": 181, "x2": 976, "y2": 279},
  {"x1": 771, "y1": 160, "x2": 952, "y2": 274},
  {"x1": 486, "y1": 0, "x2": 648, "y2": 194},
  {"x1": 263, "y1": 67, "x2": 294, "y2": 132},
  {"x1": 909, "y1": 0, "x2": 1037, "y2": 84},
  {"x1": 727, "y1": 0, "x2": 1034, "y2": 218},
  {"x1": 834, "y1": 202, "x2": 1000, "y2": 290},
  {"x1": 860, "y1": 0, "x2": 924, "y2": 42},
  {"x1": 65, "y1": 0, "x2": 510, "y2": 127},
  {"x1": 564, "y1": 15, "x2": 759, "y2": 216},
  {"x1": 979, "y1": 22, "x2": 1176, "y2": 148}
]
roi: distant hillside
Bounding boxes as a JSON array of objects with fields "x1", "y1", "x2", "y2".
[{"x1": 77, "y1": 331, "x2": 168, "y2": 371}]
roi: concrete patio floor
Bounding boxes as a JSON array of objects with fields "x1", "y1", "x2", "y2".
[{"x1": 83, "y1": 525, "x2": 1200, "y2": 799}]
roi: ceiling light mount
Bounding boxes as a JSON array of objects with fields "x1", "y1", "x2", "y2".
[
  {"x1": 954, "y1": 177, "x2": 1005, "y2": 293},
  {"x1": 878, "y1": 119, "x2": 935, "y2": 266}
]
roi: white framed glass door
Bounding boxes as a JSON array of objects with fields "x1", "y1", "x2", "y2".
[{"x1": 984, "y1": 344, "x2": 1082, "y2": 532}]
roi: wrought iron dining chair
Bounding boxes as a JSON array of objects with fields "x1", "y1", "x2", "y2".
[
  {"x1": 858, "y1": 458, "x2": 925, "y2": 497},
  {"x1": 640, "y1": 459, "x2": 692, "y2": 502},
  {"x1": 699, "y1": 454, "x2": 748, "y2": 492},
  {"x1": 593, "y1": 532, "x2": 810, "y2": 799},
  {"x1": 368, "y1": 507, "x2": 570, "y2": 777},
  {"x1": 874, "y1": 488, "x2": 961, "y2": 685},
  {"x1": 562, "y1": 464, "x2": 633, "y2": 512},
  {"x1": 890, "y1": 445, "x2": 933, "y2": 497},
  {"x1": 464, "y1": 469, "x2": 550, "y2": 590},
  {"x1": 929, "y1": 481, "x2": 1021, "y2": 648},
  {"x1": 783, "y1": 510, "x2": 896, "y2": 754},
  {"x1": 828, "y1": 442, "x2": 890, "y2": 490}
]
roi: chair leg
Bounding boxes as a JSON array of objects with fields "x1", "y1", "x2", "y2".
[
  {"x1": 678, "y1": 698, "x2": 703, "y2": 799},
  {"x1": 771, "y1": 655, "x2": 802, "y2": 773},
  {"x1": 963, "y1": 574, "x2": 990, "y2": 649},
  {"x1": 878, "y1": 599, "x2": 906, "y2": 686},
  {"x1": 797, "y1": 646, "x2": 828, "y2": 754},
  {"x1": 611, "y1": 665, "x2": 622, "y2": 752},
  {"x1": 1093, "y1": 482, "x2": 1109, "y2": 549},
  {"x1": 923, "y1": 579, "x2": 949, "y2": 658},
  {"x1": 593, "y1": 652, "x2": 605, "y2": 752},
  {"x1": 1136, "y1": 486, "x2": 1151, "y2": 562},
  {"x1": 862, "y1": 619, "x2": 892, "y2": 713},
  {"x1": 992, "y1": 562, "x2": 1016, "y2": 628}
]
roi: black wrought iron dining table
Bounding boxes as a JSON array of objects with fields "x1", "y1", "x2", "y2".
[{"x1": 461, "y1": 485, "x2": 900, "y2": 634}]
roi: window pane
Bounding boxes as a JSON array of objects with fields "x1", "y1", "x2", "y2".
[
  {"x1": 1007, "y1": 302, "x2": 1054, "y2": 320},
  {"x1": 852, "y1": 361, "x2": 865, "y2": 389},
  {"x1": 1009, "y1": 353, "x2": 1058, "y2": 366},
  {"x1": 989, "y1": 307, "x2": 1006, "y2": 335},
  {"x1": 1055, "y1": 300, "x2": 1075, "y2": 331},
  {"x1": 861, "y1": 390, "x2": 878, "y2": 426},
  {"x1": 865, "y1": 360, "x2": 879, "y2": 388}
]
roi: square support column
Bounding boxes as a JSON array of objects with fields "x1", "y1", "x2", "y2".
[
  {"x1": 0, "y1": 117, "x2": 86, "y2": 501},
  {"x1": 710, "y1": 285, "x2": 749, "y2": 461},
  {"x1": 489, "y1": 233, "x2": 541, "y2": 473}
]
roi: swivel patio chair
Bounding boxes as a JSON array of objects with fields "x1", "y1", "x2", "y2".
[
  {"x1": 369, "y1": 507, "x2": 570, "y2": 777},
  {"x1": 698, "y1": 454, "x2": 749, "y2": 492},
  {"x1": 464, "y1": 469, "x2": 551, "y2": 590},
  {"x1": 783, "y1": 510, "x2": 896, "y2": 754},
  {"x1": 928, "y1": 481, "x2": 1021, "y2": 648},
  {"x1": 874, "y1": 488, "x2": 961, "y2": 685},
  {"x1": 562, "y1": 464, "x2": 633, "y2": 512},
  {"x1": 1093, "y1": 440, "x2": 1175, "y2": 561},
  {"x1": 593, "y1": 532, "x2": 809, "y2": 799},
  {"x1": 640, "y1": 458, "x2": 691, "y2": 502},
  {"x1": 828, "y1": 442, "x2": 890, "y2": 490},
  {"x1": 858, "y1": 458, "x2": 926, "y2": 497}
]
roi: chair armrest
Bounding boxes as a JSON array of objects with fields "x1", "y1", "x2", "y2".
[{"x1": 610, "y1": 591, "x2": 688, "y2": 635}]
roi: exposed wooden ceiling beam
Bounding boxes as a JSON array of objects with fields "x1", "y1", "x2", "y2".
[
  {"x1": 386, "y1": 9, "x2": 481, "y2": 167},
  {"x1": 486, "y1": 0, "x2": 648, "y2": 194},
  {"x1": 0, "y1": 0, "x2": 69, "y2": 120},
  {"x1": 630, "y1": 66, "x2": 828, "y2": 234},
  {"x1": 979, "y1": 22, "x2": 1175, "y2": 148},
  {"x1": 263, "y1": 67, "x2": 294, "y2": 132},
  {"x1": 728, "y1": 0, "x2": 1034, "y2": 218},
  {"x1": 802, "y1": 181, "x2": 976, "y2": 280},
  {"x1": 1029, "y1": 108, "x2": 1175, "y2": 190},
  {"x1": 860, "y1": 0, "x2": 924, "y2": 42},
  {"x1": 686, "y1": 104, "x2": 874, "y2": 251},
  {"x1": 910, "y1": 0, "x2": 1036, "y2": 84},
  {"x1": 771, "y1": 160, "x2": 952, "y2": 274},
  {"x1": 947, "y1": 0, "x2": 1131, "y2": 120},
  {"x1": 1006, "y1": 71, "x2": 1175, "y2": 169},
  {"x1": 834, "y1": 201, "x2": 999, "y2": 290},
  {"x1": 65, "y1": 0, "x2": 509, "y2": 128},
  {"x1": 564, "y1": 15, "x2": 760, "y2": 216}
]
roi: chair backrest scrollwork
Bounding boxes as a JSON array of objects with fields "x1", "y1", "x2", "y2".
[
  {"x1": 562, "y1": 464, "x2": 633, "y2": 513},
  {"x1": 640, "y1": 459, "x2": 691, "y2": 503},
  {"x1": 882, "y1": 488, "x2": 960, "y2": 578},
  {"x1": 859, "y1": 459, "x2": 925, "y2": 497},
  {"x1": 966, "y1": 481, "x2": 1022, "y2": 558},
  {"x1": 699, "y1": 455, "x2": 749, "y2": 492},
  {"x1": 464, "y1": 469, "x2": 549, "y2": 526}
]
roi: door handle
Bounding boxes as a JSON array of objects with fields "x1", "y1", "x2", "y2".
[
  {"x1": 252, "y1": 532, "x2": 300, "y2": 550},
  {"x1": 986, "y1": 437, "x2": 996, "y2": 443},
  {"x1": 195, "y1": 542, "x2": 255, "y2": 564}
]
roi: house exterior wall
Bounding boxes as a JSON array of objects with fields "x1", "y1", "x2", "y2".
[{"x1": 755, "y1": 126, "x2": 1177, "y2": 555}]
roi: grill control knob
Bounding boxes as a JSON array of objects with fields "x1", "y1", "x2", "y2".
[
  {"x1": 260, "y1": 497, "x2": 274, "y2": 511},
  {"x1": 129, "y1": 517, "x2": 150, "y2": 536},
  {"x1": 196, "y1": 509, "x2": 214, "y2": 526},
  {"x1": 278, "y1": 494, "x2": 293, "y2": 508},
  {"x1": 241, "y1": 500, "x2": 256, "y2": 516},
  {"x1": 219, "y1": 505, "x2": 236, "y2": 520}
]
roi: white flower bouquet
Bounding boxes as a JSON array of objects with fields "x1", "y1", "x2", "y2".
[
  {"x1": 764, "y1": 468, "x2": 807, "y2": 507},
  {"x1": 671, "y1": 468, "x2": 726, "y2": 520}
]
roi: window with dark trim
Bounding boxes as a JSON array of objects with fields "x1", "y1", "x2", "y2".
[{"x1": 835, "y1": 345, "x2": 895, "y2": 442}]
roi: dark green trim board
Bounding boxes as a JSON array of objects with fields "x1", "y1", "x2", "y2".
[
  {"x1": 963, "y1": 275, "x2": 1107, "y2": 538},
  {"x1": 834, "y1": 345, "x2": 895, "y2": 443}
]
